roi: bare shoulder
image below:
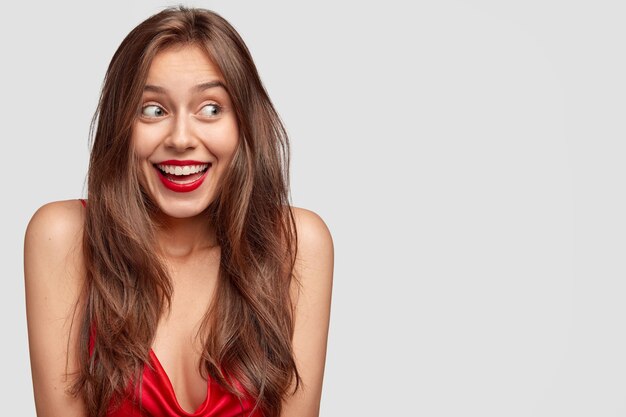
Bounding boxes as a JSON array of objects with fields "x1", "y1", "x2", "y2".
[
  {"x1": 25, "y1": 199, "x2": 85, "y2": 248},
  {"x1": 290, "y1": 206, "x2": 334, "y2": 271},
  {"x1": 282, "y1": 206, "x2": 333, "y2": 416},
  {"x1": 24, "y1": 199, "x2": 86, "y2": 293},
  {"x1": 24, "y1": 199, "x2": 88, "y2": 416}
]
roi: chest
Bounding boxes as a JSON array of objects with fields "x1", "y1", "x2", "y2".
[{"x1": 150, "y1": 249, "x2": 220, "y2": 414}]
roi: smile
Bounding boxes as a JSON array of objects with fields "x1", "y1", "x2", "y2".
[{"x1": 153, "y1": 160, "x2": 211, "y2": 192}]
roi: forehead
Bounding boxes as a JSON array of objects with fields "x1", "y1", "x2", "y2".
[{"x1": 146, "y1": 44, "x2": 223, "y2": 84}]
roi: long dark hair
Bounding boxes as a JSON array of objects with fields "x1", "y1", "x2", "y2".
[{"x1": 69, "y1": 7, "x2": 300, "y2": 417}]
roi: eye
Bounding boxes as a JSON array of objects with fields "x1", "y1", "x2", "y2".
[
  {"x1": 199, "y1": 103, "x2": 222, "y2": 118},
  {"x1": 141, "y1": 104, "x2": 166, "y2": 118}
]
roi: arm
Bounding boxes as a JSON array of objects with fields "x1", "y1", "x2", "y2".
[
  {"x1": 281, "y1": 207, "x2": 334, "y2": 417},
  {"x1": 24, "y1": 200, "x2": 88, "y2": 417}
]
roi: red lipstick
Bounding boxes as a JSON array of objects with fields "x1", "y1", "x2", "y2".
[{"x1": 154, "y1": 160, "x2": 211, "y2": 193}]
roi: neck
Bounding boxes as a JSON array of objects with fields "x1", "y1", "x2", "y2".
[{"x1": 154, "y1": 211, "x2": 218, "y2": 259}]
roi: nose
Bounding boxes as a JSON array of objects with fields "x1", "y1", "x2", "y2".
[{"x1": 164, "y1": 115, "x2": 196, "y2": 152}]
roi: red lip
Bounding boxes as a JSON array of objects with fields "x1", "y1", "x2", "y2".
[
  {"x1": 154, "y1": 163, "x2": 210, "y2": 193},
  {"x1": 156, "y1": 159, "x2": 209, "y2": 166}
]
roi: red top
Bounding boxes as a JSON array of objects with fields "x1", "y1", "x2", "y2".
[
  {"x1": 81, "y1": 200, "x2": 262, "y2": 416},
  {"x1": 88, "y1": 331, "x2": 261, "y2": 417},
  {"x1": 115, "y1": 354, "x2": 259, "y2": 416}
]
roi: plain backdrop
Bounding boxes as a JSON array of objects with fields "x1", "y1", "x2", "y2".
[{"x1": 3, "y1": 0, "x2": 626, "y2": 415}]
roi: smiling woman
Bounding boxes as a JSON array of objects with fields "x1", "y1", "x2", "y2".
[
  {"x1": 134, "y1": 45, "x2": 239, "y2": 217},
  {"x1": 23, "y1": 6, "x2": 333, "y2": 417}
]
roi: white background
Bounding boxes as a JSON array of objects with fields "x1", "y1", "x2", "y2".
[{"x1": 3, "y1": 1, "x2": 626, "y2": 415}]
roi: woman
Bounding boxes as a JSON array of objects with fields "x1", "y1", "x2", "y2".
[{"x1": 24, "y1": 7, "x2": 333, "y2": 417}]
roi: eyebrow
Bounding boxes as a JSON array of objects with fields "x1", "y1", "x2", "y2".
[
  {"x1": 143, "y1": 81, "x2": 227, "y2": 94},
  {"x1": 194, "y1": 81, "x2": 226, "y2": 92}
]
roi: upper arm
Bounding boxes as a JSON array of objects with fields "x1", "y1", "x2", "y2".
[
  {"x1": 24, "y1": 200, "x2": 88, "y2": 417},
  {"x1": 282, "y1": 207, "x2": 334, "y2": 417}
]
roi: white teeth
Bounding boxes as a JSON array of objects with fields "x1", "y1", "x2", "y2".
[{"x1": 157, "y1": 164, "x2": 209, "y2": 175}]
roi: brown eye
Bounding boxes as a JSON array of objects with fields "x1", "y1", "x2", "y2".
[
  {"x1": 141, "y1": 105, "x2": 166, "y2": 118},
  {"x1": 199, "y1": 103, "x2": 222, "y2": 117}
]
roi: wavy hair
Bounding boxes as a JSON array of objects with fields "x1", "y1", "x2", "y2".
[{"x1": 69, "y1": 7, "x2": 300, "y2": 417}]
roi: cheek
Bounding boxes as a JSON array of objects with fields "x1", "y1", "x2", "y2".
[
  {"x1": 131, "y1": 125, "x2": 162, "y2": 191},
  {"x1": 208, "y1": 119, "x2": 239, "y2": 162},
  {"x1": 131, "y1": 127, "x2": 149, "y2": 159},
  {"x1": 131, "y1": 124, "x2": 159, "y2": 160}
]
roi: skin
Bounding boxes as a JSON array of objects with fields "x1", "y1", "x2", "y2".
[
  {"x1": 135, "y1": 44, "x2": 239, "y2": 224},
  {"x1": 24, "y1": 45, "x2": 334, "y2": 417}
]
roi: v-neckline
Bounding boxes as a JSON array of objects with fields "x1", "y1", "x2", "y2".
[{"x1": 149, "y1": 348, "x2": 211, "y2": 415}]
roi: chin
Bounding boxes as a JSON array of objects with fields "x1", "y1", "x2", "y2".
[{"x1": 153, "y1": 197, "x2": 211, "y2": 219}]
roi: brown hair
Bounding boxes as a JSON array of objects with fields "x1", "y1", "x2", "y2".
[{"x1": 69, "y1": 6, "x2": 300, "y2": 417}]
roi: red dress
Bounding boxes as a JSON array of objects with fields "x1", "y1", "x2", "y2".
[
  {"x1": 88, "y1": 332, "x2": 261, "y2": 417},
  {"x1": 81, "y1": 200, "x2": 262, "y2": 416},
  {"x1": 111, "y1": 353, "x2": 260, "y2": 416}
]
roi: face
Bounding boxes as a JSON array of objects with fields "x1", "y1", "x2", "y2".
[{"x1": 132, "y1": 44, "x2": 239, "y2": 219}]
